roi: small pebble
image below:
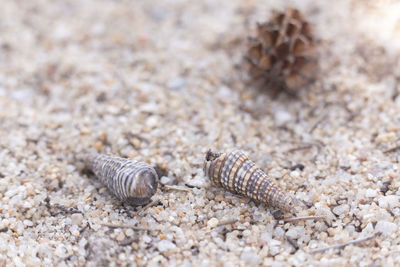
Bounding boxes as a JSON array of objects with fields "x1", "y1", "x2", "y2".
[
  {"x1": 157, "y1": 240, "x2": 176, "y2": 252},
  {"x1": 274, "y1": 109, "x2": 292, "y2": 126},
  {"x1": 375, "y1": 221, "x2": 397, "y2": 235},
  {"x1": 166, "y1": 77, "x2": 186, "y2": 90},
  {"x1": 125, "y1": 228, "x2": 134, "y2": 237},
  {"x1": 380, "y1": 182, "x2": 391, "y2": 194},
  {"x1": 71, "y1": 214, "x2": 83, "y2": 225},
  {"x1": 365, "y1": 189, "x2": 378, "y2": 198},
  {"x1": 207, "y1": 218, "x2": 219, "y2": 229},
  {"x1": 160, "y1": 176, "x2": 172, "y2": 185},
  {"x1": 286, "y1": 226, "x2": 305, "y2": 240},
  {"x1": 23, "y1": 220, "x2": 33, "y2": 227},
  {"x1": 269, "y1": 246, "x2": 281, "y2": 256},
  {"x1": 116, "y1": 232, "x2": 125, "y2": 242},
  {"x1": 71, "y1": 230, "x2": 80, "y2": 237},
  {"x1": 332, "y1": 204, "x2": 350, "y2": 216},
  {"x1": 146, "y1": 116, "x2": 159, "y2": 128},
  {"x1": 240, "y1": 250, "x2": 260, "y2": 265},
  {"x1": 378, "y1": 195, "x2": 399, "y2": 210}
]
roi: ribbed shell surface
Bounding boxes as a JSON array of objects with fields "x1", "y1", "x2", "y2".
[
  {"x1": 86, "y1": 154, "x2": 158, "y2": 205},
  {"x1": 204, "y1": 150, "x2": 294, "y2": 212}
]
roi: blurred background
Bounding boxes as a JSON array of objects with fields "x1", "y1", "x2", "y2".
[{"x1": 0, "y1": 0, "x2": 400, "y2": 266}]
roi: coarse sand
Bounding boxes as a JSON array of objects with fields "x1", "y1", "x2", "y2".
[{"x1": 0, "y1": 0, "x2": 400, "y2": 266}]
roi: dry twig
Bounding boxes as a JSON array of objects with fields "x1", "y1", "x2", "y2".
[
  {"x1": 310, "y1": 233, "x2": 379, "y2": 254},
  {"x1": 384, "y1": 146, "x2": 400, "y2": 153},
  {"x1": 217, "y1": 218, "x2": 238, "y2": 227},
  {"x1": 163, "y1": 185, "x2": 191, "y2": 192},
  {"x1": 101, "y1": 222, "x2": 151, "y2": 231},
  {"x1": 283, "y1": 215, "x2": 325, "y2": 223}
]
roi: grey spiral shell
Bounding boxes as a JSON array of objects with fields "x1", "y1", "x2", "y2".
[
  {"x1": 204, "y1": 149, "x2": 295, "y2": 212},
  {"x1": 85, "y1": 154, "x2": 158, "y2": 206}
]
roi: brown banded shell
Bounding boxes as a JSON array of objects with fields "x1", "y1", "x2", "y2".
[
  {"x1": 85, "y1": 154, "x2": 158, "y2": 206},
  {"x1": 204, "y1": 149, "x2": 295, "y2": 212}
]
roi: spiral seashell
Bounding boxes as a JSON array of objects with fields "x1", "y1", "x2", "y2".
[
  {"x1": 85, "y1": 154, "x2": 158, "y2": 206},
  {"x1": 204, "y1": 149, "x2": 295, "y2": 212}
]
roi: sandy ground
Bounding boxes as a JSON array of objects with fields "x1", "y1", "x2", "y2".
[{"x1": 1, "y1": 0, "x2": 400, "y2": 266}]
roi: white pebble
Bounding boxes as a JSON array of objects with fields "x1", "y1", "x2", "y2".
[
  {"x1": 71, "y1": 213, "x2": 83, "y2": 225},
  {"x1": 240, "y1": 250, "x2": 260, "y2": 265},
  {"x1": 157, "y1": 240, "x2": 176, "y2": 252},
  {"x1": 274, "y1": 227, "x2": 285, "y2": 239},
  {"x1": 207, "y1": 218, "x2": 219, "y2": 229},
  {"x1": 269, "y1": 245, "x2": 281, "y2": 256},
  {"x1": 160, "y1": 176, "x2": 172, "y2": 185},
  {"x1": 142, "y1": 235, "x2": 152, "y2": 243},
  {"x1": 285, "y1": 226, "x2": 305, "y2": 239},
  {"x1": 187, "y1": 176, "x2": 206, "y2": 188},
  {"x1": 166, "y1": 77, "x2": 186, "y2": 90},
  {"x1": 125, "y1": 228, "x2": 134, "y2": 237},
  {"x1": 71, "y1": 230, "x2": 80, "y2": 237},
  {"x1": 260, "y1": 232, "x2": 272, "y2": 243},
  {"x1": 332, "y1": 204, "x2": 350, "y2": 216},
  {"x1": 146, "y1": 116, "x2": 159, "y2": 128},
  {"x1": 375, "y1": 221, "x2": 397, "y2": 235},
  {"x1": 116, "y1": 232, "x2": 125, "y2": 241},
  {"x1": 274, "y1": 109, "x2": 292, "y2": 126},
  {"x1": 365, "y1": 189, "x2": 378, "y2": 198},
  {"x1": 378, "y1": 195, "x2": 399, "y2": 210},
  {"x1": 23, "y1": 220, "x2": 33, "y2": 227}
]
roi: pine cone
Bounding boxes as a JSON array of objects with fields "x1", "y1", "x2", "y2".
[{"x1": 246, "y1": 8, "x2": 318, "y2": 92}]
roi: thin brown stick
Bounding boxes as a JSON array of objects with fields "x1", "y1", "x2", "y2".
[
  {"x1": 163, "y1": 185, "x2": 191, "y2": 192},
  {"x1": 283, "y1": 215, "x2": 325, "y2": 223},
  {"x1": 384, "y1": 146, "x2": 400, "y2": 153},
  {"x1": 310, "y1": 233, "x2": 379, "y2": 254},
  {"x1": 309, "y1": 114, "x2": 328, "y2": 133},
  {"x1": 286, "y1": 145, "x2": 313, "y2": 153},
  {"x1": 101, "y1": 222, "x2": 151, "y2": 231},
  {"x1": 217, "y1": 218, "x2": 238, "y2": 227}
]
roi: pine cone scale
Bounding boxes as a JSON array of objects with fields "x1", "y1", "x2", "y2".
[{"x1": 247, "y1": 8, "x2": 318, "y2": 91}]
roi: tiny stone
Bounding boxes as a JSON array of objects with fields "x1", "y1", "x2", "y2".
[
  {"x1": 207, "y1": 218, "x2": 219, "y2": 229},
  {"x1": 142, "y1": 235, "x2": 152, "y2": 243},
  {"x1": 71, "y1": 213, "x2": 84, "y2": 225},
  {"x1": 146, "y1": 116, "x2": 159, "y2": 128},
  {"x1": 272, "y1": 210, "x2": 283, "y2": 220},
  {"x1": 71, "y1": 230, "x2": 80, "y2": 237},
  {"x1": 290, "y1": 170, "x2": 300, "y2": 178},
  {"x1": 240, "y1": 251, "x2": 260, "y2": 265},
  {"x1": 125, "y1": 228, "x2": 134, "y2": 237},
  {"x1": 187, "y1": 176, "x2": 206, "y2": 188},
  {"x1": 23, "y1": 220, "x2": 33, "y2": 227},
  {"x1": 269, "y1": 246, "x2": 281, "y2": 256},
  {"x1": 116, "y1": 232, "x2": 125, "y2": 241},
  {"x1": 274, "y1": 109, "x2": 292, "y2": 126},
  {"x1": 166, "y1": 77, "x2": 186, "y2": 90},
  {"x1": 160, "y1": 176, "x2": 172, "y2": 185},
  {"x1": 375, "y1": 221, "x2": 397, "y2": 235},
  {"x1": 378, "y1": 195, "x2": 399, "y2": 210},
  {"x1": 286, "y1": 226, "x2": 305, "y2": 240},
  {"x1": 118, "y1": 253, "x2": 126, "y2": 261},
  {"x1": 365, "y1": 189, "x2": 378, "y2": 198},
  {"x1": 332, "y1": 204, "x2": 350, "y2": 216},
  {"x1": 380, "y1": 182, "x2": 391, "y2": 194},
  {"x1": 273, "y1": 227, "x2": 285, "y2": 239},
  {"x1": 157, "y1": 240, "x2": 176, "y2": 252},
  {"x1": 260, "y1": 232, "x2": 272, "y2": 243}
]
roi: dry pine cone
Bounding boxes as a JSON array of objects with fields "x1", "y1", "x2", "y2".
[{"x1": 246, "y1": 8, "x2": 318, "y2": 91}]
